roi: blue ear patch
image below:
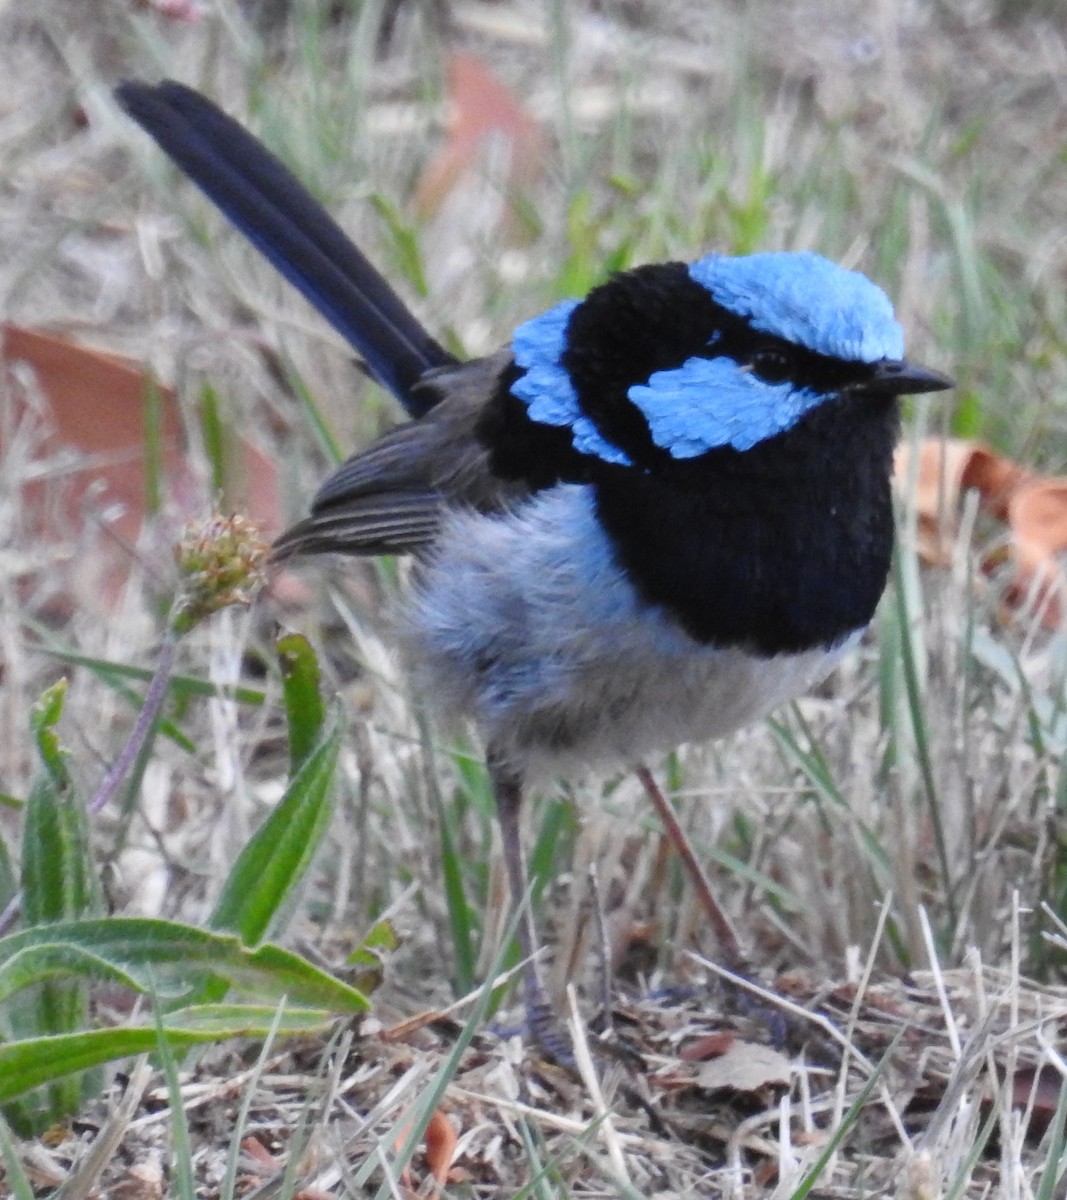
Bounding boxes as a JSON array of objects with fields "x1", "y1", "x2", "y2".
[
  {"x1": 510, "y1": 300, "x2": 632, "y2": 466},
  {"x1": 629, "y1": 357, "x2": 825, "y2": 457},
  {"x1": 690, "y1": 251, "x2": 905, "y2": 363}
]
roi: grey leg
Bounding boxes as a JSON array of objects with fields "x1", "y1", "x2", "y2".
[{"x1": 487, "y1": 747, "x2": 573, "y2": 1062}]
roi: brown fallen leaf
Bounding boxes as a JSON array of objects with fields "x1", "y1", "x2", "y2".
[
  {"x1": 424, "y1": 1109, "x2": 459, "y2": 1190},
  {"x1": 414, "y1": 50, "x2": 544, "y2": 237},
  {"x1": 894, "y1": 438, "x2": 1067, "y2": 628},
  {"x1": 681, "y1": 1030, "x2": 735, "y2": 1062},
  {"x1": 1, "y1": 322, "x2": 282, "y2": 608},
  {"x1": 110, "y1": 1157, "x2": 165, "y2": 1200},
  {"x1": 393, "y1": 1107, "x2": 459, "y2": 1200},
  {"x1": 1007, "y1": 1062, "x2": 1067, "y2": 1139},
  {"x1": 241, "y1": 1135, "x2": 282, "y2": 1172}
]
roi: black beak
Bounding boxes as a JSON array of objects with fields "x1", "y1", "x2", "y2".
[{"x1": 850, "y1": 359, "x2": 954, "y2": 397}]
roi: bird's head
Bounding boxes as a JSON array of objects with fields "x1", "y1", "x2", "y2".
[{"x1": 504, "y1": 250, "x2": 952, "y2": 475}]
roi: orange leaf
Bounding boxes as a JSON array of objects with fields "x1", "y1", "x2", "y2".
[
  {"x1": 240, "y1": 1136, "x2": 281, "y2": 1171},
  {"x1": 2, "y1": 322, "x2": 188, "y2": 542},
  {"x1": 1001, "y1": 479, "x2": 1067, "y2": 625},
  {"x1": 392, "y1": 1108, "x2": 458, "y2": 1199},
  {"x1": 415, "y1": 51, "x2": 544, "y2": 228},
  {"x1": 894, "y1": 437, "x2": 1067, "y2": 628},
  {"x1": 1010, "y1": 478, "x2": 1067, "y2": 555},
  {"x1": 895, "y1": 439, "x2": 1031, "y2": 565},
  {"x1": 680, "y1": 1031, "x2": 735, "y2": 1062},
  {"x1": 2, "y1": 322, "x2": 282, "y2": 608},
  {"x1": 423, "y1": 1109, "x2": 458, "y2": 1190}
]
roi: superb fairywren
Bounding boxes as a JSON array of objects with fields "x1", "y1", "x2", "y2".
[{"x1": 116, "y1": 81, "x2": 952, "y2": 1055}]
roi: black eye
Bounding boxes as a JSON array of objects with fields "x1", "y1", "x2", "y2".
[{"x1": 751, "y1": 347, "x2": 793, "y2": 382}]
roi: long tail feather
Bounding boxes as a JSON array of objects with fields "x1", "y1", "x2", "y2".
[{"x1": 115, "y1": 80, "x2": 456, "y2": 416}]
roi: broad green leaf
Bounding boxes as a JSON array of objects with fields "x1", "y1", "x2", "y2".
[
  {"x1": 29, "y1": 680, "x2": 69, "y2": 790},
  {"x1": 209, "y1": 710, "x2": 342, "y2": 945},
  {"x1": 0, "y1": 1006, "x2": 336, "y2": 1104},
  {"x1": 22, "y1": 724, "x2": 101, "y2": 929},
  {"x1": 277, "y1": 633, "x2": 325, "y2": 773},
  {"x1": 0, "y1": 944, "x2": 143, "y2": 1008},
  {"x1": 0, "y1": 919, "x2": 368, "y2": 1012},
  {"x1": 0, "y1": 834, "x2": 16, "y2": 913},
  {"x1": 13, "y1": 686, "x2": 103, "y2": 1127}
]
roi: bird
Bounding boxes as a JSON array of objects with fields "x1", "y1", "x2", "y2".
[{"x1": 115, "y1": 79, "x2": 953, "y2": 1058}]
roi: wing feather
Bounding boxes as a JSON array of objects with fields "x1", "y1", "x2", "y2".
[{"x1": 273, "y1": 353, "x2": 525, "y2": 559}]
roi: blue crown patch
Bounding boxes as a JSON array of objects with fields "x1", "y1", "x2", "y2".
[{"x1": 690, "y1": 251, "x2": 904, "y2": 363}]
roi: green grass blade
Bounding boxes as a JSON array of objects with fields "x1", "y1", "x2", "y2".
[
  {"x1": 891, "y1": 550, "x2": 957, "y2": 932},
  {"x1": 0, "y1": 1112, "x2": 35, "y2": 1200},
  {"x1": 197, "y1": 380, "x2": 228, "y2": 499},
  {"x1": 218, "y1": 1000, "x2": 292, "y2": 1200},
  {"x1": 13, "y1": 681, "x2": 104, "y2": 1127},
  {"x1": 152, "y1": 988, "x2": 195, "y2": 1200},
  {"x1": 436, "y1": 783, "x2": 476, "y2": 996},
  {"x1": 1035, "y1": 1076, "x2": 1067, "y2": 1200},
  {"x1": 41, "y1": 647, "x2": 266, "y2": 707},
  {"x1": 787, "y1": 1030, "x2": 904, "y2": 1199}
]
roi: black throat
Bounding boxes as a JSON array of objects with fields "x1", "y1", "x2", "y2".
[{"x1": 592, "y1": 395, "x2": 901, "y2": 655}]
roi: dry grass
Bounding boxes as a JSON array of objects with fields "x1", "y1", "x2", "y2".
[{"x1": 2, "y1": 0, "x2": 1067, "y2": 1195}]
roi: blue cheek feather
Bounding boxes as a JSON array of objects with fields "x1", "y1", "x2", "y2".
[
  {"x1": 629, "y1": 357, "x2": 825, "y2": 457},
  {"x1": 511, "y1": 301, "x2": 633, "y2": 466},
  {"x1": 690, "y1": 251, "x2": 905, "y2": 363}
]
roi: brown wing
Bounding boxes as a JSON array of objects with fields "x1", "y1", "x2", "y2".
[{"x1": 272, "y1": 352, "x2": 521, "y2": 560}]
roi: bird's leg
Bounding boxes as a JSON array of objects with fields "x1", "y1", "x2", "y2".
[
  {"x1": 486, "y1": 748, "x2": 572, "y2": 1062},
  {"x1": 635, "y1": 763, "x2": 746, "y2": 973},
  {"x1": 638, "y1": 767, "x2": 807, "y2": 1048}
]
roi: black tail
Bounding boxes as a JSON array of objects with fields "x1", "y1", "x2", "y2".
[{"x1": 115, "y1": 80, "x2": 456, "y2": 417}]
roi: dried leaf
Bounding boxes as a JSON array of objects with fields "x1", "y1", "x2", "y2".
[
  {"x1": 1, "y1": 322, "x2": 282, "y2": 608},
  {"x1": 241, "y1": 1135, "x2": 281, "y2": 1171},
  {"x1": 424, "y1": 1109, "x2": 458, "y2": 1189},
  {"x1": 695, "y1": 1040, "x2": 792, "y2": 1094},
  {"x1": 680, "y1": 1030, "x2": 735, "y2": 1062},
  {"x1": 1, "y1": 322, "x2": 187, "y2": 540},
  {"x1": 894, "y1": 438, "x2": 1067, "y2": 627},
  {"x1": 1009, "y1": 1063, "x2": 1065, "y2": 1138},
  {"x1": 414, "y1": 51, "x2": 544, "y2": 232}
]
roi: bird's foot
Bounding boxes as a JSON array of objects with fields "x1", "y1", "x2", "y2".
[
  {"x1": 523, "y1": 996, "x2": 646, "y2": 1075},
  {"x1": 525, "y1": 997, "x2": 579, "y2": 1068},
  {"x1": 714, "y1": 970, "x2": 845, "y2": 1062}
]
